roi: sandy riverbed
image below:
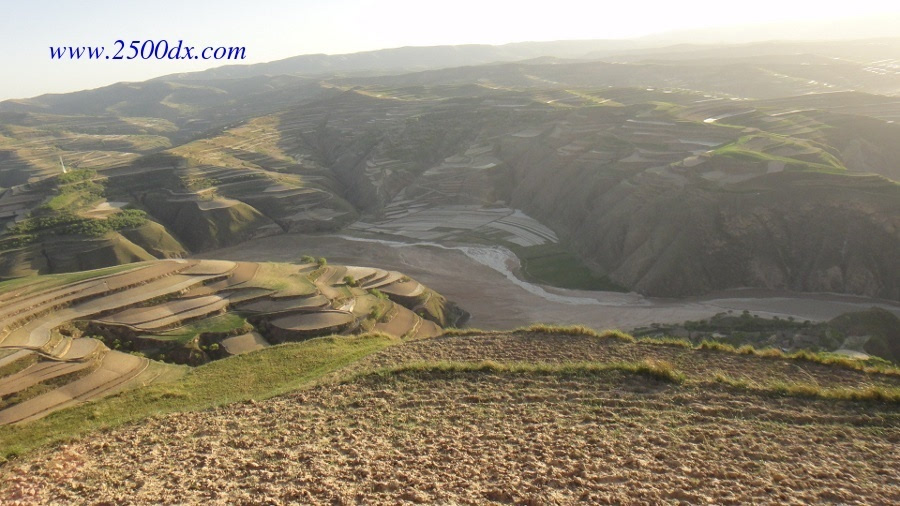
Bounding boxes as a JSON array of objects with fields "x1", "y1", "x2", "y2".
[{"x1": 204, "y1": 234, "x2": 900, "y2": 331}]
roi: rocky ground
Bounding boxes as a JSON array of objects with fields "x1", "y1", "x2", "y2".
[{"x1": 2, "y1": 333, "x2": 898, "y2": 504}]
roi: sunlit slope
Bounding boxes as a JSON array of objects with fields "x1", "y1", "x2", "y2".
[
  {"x1": 2, "y1": 327, "x2": 898, "y2": 503},
  {"x1": 0, "y1": 48, "x2": 897, "y2": 298},
  {"x1": 0, "y1": 258, "x2": 461, "y2": 424}
]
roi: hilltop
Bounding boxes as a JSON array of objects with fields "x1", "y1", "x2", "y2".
[{"x1": 1, "y1": 327, "x2": 898, "y2": 503}]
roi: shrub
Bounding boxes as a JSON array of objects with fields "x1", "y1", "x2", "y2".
[{"x1": 106, "y1": 209, "x2": 148, "y2": 230}]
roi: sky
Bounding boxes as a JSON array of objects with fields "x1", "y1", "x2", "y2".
[{"x1": 1, "y1": 0, "x2": 898, "y2": 101}]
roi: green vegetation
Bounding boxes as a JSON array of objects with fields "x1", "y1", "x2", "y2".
[
  {"x1": 7, "y1": 207, "x2": 148, "y2": 242},
  {"x1": 695, "y1": 340, "x2": 900, "y2": 376},
  {"x1": 42, "y1": 170, "x2": 104, "y2": 212},
  {"x1": 514, "y1": 324, "x2": 636, "y2": 342},
  {"x1": 0, "y1": 366, "x2": 96, "y2": 411},
  {"x1": 158, "y1": 313, "x2": 250, "y2": 344},
  {"x1": 0, "y1": 333, "x2": 394, "y2": 460},
  {"x1": 368, "y1": 359, "x2": 686, "y2": 384},
  {"x1": 828, "y1": 308, "x2": 900, "y2": 363},
  {"x1": 713, "y1": 373, "x2": 900, "y2": 403},
  {"x1": 0, "y1": 354, "x2": 38, "y2": 379},
  {"x1": 246, "y1": 262, "x2": 317, "y2": 294},
  {"x1": 638, "y1": 336, "x2": 692, "y2": 348},
  {"x1": 712, "y1": 133, "x2": 845, "y2": 173},
  {"x1": 636, "y1": 309, "x2": 900, "y2": 365},
  {"x1": 480, "y1": 324, "x2": 900, "y2": 376},
  {"x1": 512, "y1": 244, "x2": 625, "y2": 292},
  {"x1": 368, "y1": 288, "x2": 388, "y2": 300}
]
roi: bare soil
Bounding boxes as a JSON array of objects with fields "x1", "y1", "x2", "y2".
[
  {"x1": 2, "y1": 333, "x2": 898, "y2": 504},
  {"x1": 355, "y1": 333, "x2": 900, "y2": 389}
]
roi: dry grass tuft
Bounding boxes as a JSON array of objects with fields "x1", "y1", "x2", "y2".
[
  {"x1": 697, "y1": 340, "x2": 737, "y2": 352},
  {"x1": 714, "y1": 374, "x2": 900, "y2": 404},
  {"x1": 512, "y1": 324, "x2": 635, "y2": 342},
  {"x1": 639, "y1": 337, "x2": 692, "y2": 348},
  {"x1": 369, "y1": 358, "x2": 685, "y2": 384}
]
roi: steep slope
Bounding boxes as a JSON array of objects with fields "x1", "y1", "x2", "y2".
[{"x1": 829, "y1": 308, "x2": 900, "y2": 363}]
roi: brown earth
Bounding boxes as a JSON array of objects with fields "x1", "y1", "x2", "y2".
[{"x1": 3, "y1": 333, "x2": 898, "y2": 504}]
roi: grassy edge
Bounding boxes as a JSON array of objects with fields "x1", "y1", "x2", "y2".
[
  {"x1": 712, "y1": 373, "x2": 900, "y2": 403},
  {"x1": 4, "y1": 323, "x2": 899, "y2": 462},
  {"x1": 368, "y1": 360, "x2": 900, "y2": 404},
  {"x1": 365, "y1": 359, "x2": 686, "y2": 384},
  {"x1": 444, "y1": 325, "x2": 900, "y2": 376},
  {"x1": 0, "y1": 332, "x2": 396, "y2": 462}
]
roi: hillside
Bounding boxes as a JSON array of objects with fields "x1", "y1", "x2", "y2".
[
  {"x1": 1, "y1": 46, "x2": 898, "y2": 299},
  {"x1": 0, "y1": 259, "x2": 461, "y2": 425},
  {"x1": 1, "y1": 40, "x2": 898, "y2": 299},
  {"x1": 1, "y1": 328, "x2": 898, "y2": 503}
]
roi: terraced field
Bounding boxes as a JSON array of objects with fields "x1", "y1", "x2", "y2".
[
  {"x1": 2, "y1": 329, "x2": 897, "y2": 503},
  {"x1": 0, "y1": 259, "x2": 461, "y2": 423},
  {"x1": 2, "y1": 64, "x2": 898, "y2": 299}
]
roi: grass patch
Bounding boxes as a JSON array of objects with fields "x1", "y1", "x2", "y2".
[
  {"x1": 697, "y1": 340, "x2": 737, "y2": 352},
  {"x1": 0, "y1": 354, "x2": 38, "y2": 379},
  {"x1": 715, "y1": 373, "x2": 900, "y2": 404},
  {"x1": 0, "y1": 364, "x2": 98, "y2": 411},
  {"x1": 511, "y1": 243, "x2": 625, "y2": 292},
  {"x1": 441, "y1": 327, "x2": 494, "y2": 337},
  {"x1": 158, "y1": 313, "x2": 250, "y2": 343},
  {"x1": 513, "y1": 324, "x2": 636, "y2": 342},
  {"x1": 369, "y1": 358, "x2": 685, "y2": 384},
  {"x1": 712, "y1": 133, "x2": 845, "y2": 173},
  {"x1": 450, "y1": 322, "x2": 900, "y2": 377},
  {"x1": 0, "y1": 333, "x2": 394, "y2": 461},
  {"x1": 712, "y1": 372, "x2": 753, "y2": 389},
  {"x1": 639, "y1": 337, "x2": 692, "y2": 348},
  {"x1": 696, "y1": 340, "x2": 900, "y2": 376},
  {"x1": 483, "y1": 324, "x2": 900, "y2": 377},
  {"x1": 245, "y1": 262, "x2": 317, "y2": 294}
]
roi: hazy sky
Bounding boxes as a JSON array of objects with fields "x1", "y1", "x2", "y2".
[{"x1": 1, "y1": 0, "x2": 898, "y2": 101}]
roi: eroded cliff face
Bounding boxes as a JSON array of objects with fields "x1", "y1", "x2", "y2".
[
  {"x1": 2, "y1": 66, "x2": 898, "y2": 300},
  {"x1": 501, "y1": 130, "x2": 900, "y2": 300}
]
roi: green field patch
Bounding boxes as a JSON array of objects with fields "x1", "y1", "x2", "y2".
[
  {"x1": 713, "y1": 133, "x2": 845, "y2": 173},
  {"x1": 247, "y1": 262, "x2": 318, "y2": 294},
  {"x1": 512, "y1": 243, "x2": 626, "y2": 292},
  {"x1": 157, "y1": 313, "x2": 249, "y2": 344}
]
